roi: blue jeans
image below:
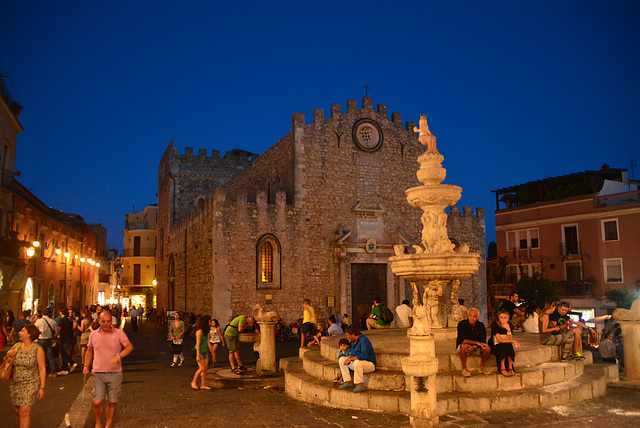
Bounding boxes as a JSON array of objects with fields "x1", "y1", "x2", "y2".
[
  {"x1": 38, "y1": 338, "x2": 57, "y2": 374},
  {"x1": 60, "y1": 340, "x2": 73, "y2": 371}
]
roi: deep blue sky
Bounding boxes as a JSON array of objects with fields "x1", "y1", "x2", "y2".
[{"x1": 1, "y1": 1, "x2": 639, "y2": 251}]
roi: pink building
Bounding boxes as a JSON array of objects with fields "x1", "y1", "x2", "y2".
[{"x1": 493, "y1": 165, "x2": 640, "y2": 317}]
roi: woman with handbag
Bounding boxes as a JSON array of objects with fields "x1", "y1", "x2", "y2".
[
  {"x1": 490, "y1": 310, "x2": 520, "y2": 376},
  {"x1": 208, "y1": 318, "x2": 225, "y2": 368},
  {"x1": 5, "y1": 324, "x2": 47, "y2": 428},
  {"x1": 169, "y1": 312, "x2": 185, "y2": 367}
]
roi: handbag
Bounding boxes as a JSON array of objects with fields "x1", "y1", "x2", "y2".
[
  {"x1": 189, "y1": 347, "x2": 197, "y2": 358},
  {"x1": 492, "y1": 334, "x2": 510, "y2": 346},
  {"x1": 0, "y1": 352, "x2": 15, "y2": 381}
]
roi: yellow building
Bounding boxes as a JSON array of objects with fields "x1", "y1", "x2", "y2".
[{"x1": 121, "y1": 204, "x2": 157, "y2": 308}]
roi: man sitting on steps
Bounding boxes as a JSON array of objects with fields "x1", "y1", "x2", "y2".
[
  {"x1": 455, "y1": 307, "x2": 492, "y2": 377},
  {"x1": 337, "y1": 325, "x2": 376, "y2": 393}
]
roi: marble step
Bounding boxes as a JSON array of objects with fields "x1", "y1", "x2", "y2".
[
  {"x1": 298, "y1": 349, "x2": 590, "y2": 393},
  {"x1": 282, "y1": 358, "x2": 619, "y2": 417}
]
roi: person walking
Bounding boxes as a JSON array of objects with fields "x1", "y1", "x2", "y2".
[
  {"x1": 34, "y1": 309, "x2": 58, "y2": 377},
  {"x1": 79, "y1": 309, "x2": 93, "y2": 368},
  {"x1": 169, "y1": 312, "x2": 185, "y2": 367},
  {"x1": 5, "y1": 324, "x2": 47, "y2": 428},
  {"x1": 208, "y1": 318, "x2": 225, "y2": 367},
  {"x1": 83, "y1": 309, "x2": 133, "y2": 428},
  {"x1": 191, "y1": 315, "x2": 214, "y2": 390},
  {"x1": 57, "y1": 308, "x2": 76, "y2": 374}
]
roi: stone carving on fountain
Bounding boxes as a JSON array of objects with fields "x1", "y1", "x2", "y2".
[
  {"x1": 390, "y1": 115, "x2": 480, "y2": 332},
  {"x1": 389, "y1": 115, "x2": 481, "y2": 427}
]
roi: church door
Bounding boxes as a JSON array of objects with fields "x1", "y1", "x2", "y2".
[{"x1": 351, "y1": 263, "x2": 387, "y2": 329}]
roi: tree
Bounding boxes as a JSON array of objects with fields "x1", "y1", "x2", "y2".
[
  {"x1": 604, "y1": 288, "x2": 638, "y2": 309},
  {"x1": 515, "y1": 276, "x2": 560, "y2": 309}
]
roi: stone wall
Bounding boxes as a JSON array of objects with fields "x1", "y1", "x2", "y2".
[{"x1": 158, "y1": 97, "x2": 487, "y2": 325}]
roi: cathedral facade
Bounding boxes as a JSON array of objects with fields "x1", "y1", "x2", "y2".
[{"x1": 156, "y1": 96, "x2": 486, "y2": 324}]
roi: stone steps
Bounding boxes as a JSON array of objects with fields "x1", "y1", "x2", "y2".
[
  {"x1": 283, "y1": 357, "x2": 619, "y2": 416},
  {"x1": 298, "y1": 348, "x2": 590, "y2": 393}
]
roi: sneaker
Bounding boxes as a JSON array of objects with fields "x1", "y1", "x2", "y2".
[
  {"x1": 178, "y1": 360, "x2": 184, "y2": 367},
  {"x1": 70, "y1": 363, "x2": 79, "y2": 373},
  {"x1": 461, "y1": 369, "x2": 471, "y2": 377},
  {"x1": 353, "y1": 385, "x2": 366, "y2": 393},
  {"x1": 170, "y1": 362, "x2": 177, "y2": 368},
  {"x1": 339, "y1": 382, "x2": 355, "y2": 390},
  {"x1": 58, "y1": 370, "x2": 69, "y2": 376},
  {"x1": 481, "y1": 366, "x2": 492, "y2": 375},
  {"x1": 574, "y1": 352, "x2": 586, "y2": 360}
]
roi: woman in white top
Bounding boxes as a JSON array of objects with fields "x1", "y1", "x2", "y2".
[
  {"x1": 522, "y1": 303, "x2": 540, "y2": 334},
  {"x1": 208, "y1": 319, "x2": 225, "y2": 367}
]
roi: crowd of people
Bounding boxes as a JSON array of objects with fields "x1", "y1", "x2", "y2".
[{"x1": 1, "y1": 304, "x2": 134, "y2": 427}]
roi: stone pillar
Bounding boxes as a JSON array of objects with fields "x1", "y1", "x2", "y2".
[
  {"x1": 401, "y1": 330, "x2": 439, "y2": 427},
  {"x1": 613, "y1": 298, "x2": 640, "y2": 381},
  {"x1": 256, "y1": 321, "x2": 277, "y2": 374}
]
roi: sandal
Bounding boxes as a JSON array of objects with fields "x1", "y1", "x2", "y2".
[
  {"x1": 500, "y1": 368, "x2": 510, "y2": 377},
  {"x1": 237, "y1": 365, "x2": 248, "y2": 372},
  {"x1": 232, "y1": 368, "x2": 242, "y2": 374}
]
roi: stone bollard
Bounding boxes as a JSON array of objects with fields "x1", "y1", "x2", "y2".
[
  {"x1": 256, "y1": 320, "x2": 277, "y2": 374},
  {"x1": 612, "y1": 298, "x2": 640, "y2": 381}
]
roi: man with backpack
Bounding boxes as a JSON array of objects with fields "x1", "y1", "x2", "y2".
[{"x1": 366, "y1": 297, "x2": 393, "y2": 330}]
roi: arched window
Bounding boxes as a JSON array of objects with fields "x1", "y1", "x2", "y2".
[{"x1": 256, "y1": 235, "x2": 281, "y2": 289}]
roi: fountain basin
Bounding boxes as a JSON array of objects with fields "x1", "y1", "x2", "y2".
[
  {"x1": 389, "y1": 252, "x2": 480, "y2": 281},
  {"x1": 406, "y1": 184, "x2": 462, "y2": 209},
  {"x1": 401, "y1": 356, "x2": 439, "y2": 378}
]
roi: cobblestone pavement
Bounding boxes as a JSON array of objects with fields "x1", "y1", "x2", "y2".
[{"x1": 3, "y1": 320, "x2": 640, "y2": 427}]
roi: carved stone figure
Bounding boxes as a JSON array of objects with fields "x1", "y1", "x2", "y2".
[{"x1": 426, "y1": 281, "x2": 444, "y2": 328}]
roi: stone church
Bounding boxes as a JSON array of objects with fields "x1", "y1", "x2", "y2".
[{"x1": 156, "y1": 96, "x2": 486, "y2": 324}]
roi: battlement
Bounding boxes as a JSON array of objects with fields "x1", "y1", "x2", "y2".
[
  {"x1": 170, "y1": 189, "x2": 294, "y2": 233},
  {"x1": 449, "y1": 205, "x2": 485, "y2": 219},
  {"x1": 293, "y1": 96, "x2": 419, "y2": 131}
]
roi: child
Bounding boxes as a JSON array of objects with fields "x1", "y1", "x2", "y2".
[
  {"x1": 334, "y1": 338, "x2": 352, "y2": 384},
  {"x1": 309, "y1": 322, "x2": 327, "y2": 347},
  {"x1": 341, "y1": 313, "x2": 350, "y2": 330}
]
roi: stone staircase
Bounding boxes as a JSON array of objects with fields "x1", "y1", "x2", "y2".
[{"x1": 281, "y1": 329, "x2": 619, "y2": 416}]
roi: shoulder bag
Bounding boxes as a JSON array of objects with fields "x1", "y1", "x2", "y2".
[{"x1": 0, "y1": 343, "x2": 19, "y2": 380}]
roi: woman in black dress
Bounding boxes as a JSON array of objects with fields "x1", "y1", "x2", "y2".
[{"x1": 490, "y1": 310, "x2": 521, "y2": 376}]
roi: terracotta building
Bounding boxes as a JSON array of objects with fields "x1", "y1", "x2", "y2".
[
  {"x1": 492, "y1": 165, "x2": 640, "y2": 317},
  {"x1": 0, "y1": 75, "x2": 107, "y2": 314},
  {"x1": 122, "y1": 204, "x2": 158, "y2": 308},
  {"x1": 156, "y1": 96, "x2": 486, "y2": 324}
]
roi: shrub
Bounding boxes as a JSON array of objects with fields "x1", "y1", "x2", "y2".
[{"x1": 515, "y1": 276, "x2": 560, "y2": 309}]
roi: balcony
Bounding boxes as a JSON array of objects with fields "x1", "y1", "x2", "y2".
[
  {"x1": 125, "y1": 220, "x2": 149, "y2": 230},
  {"x1": 559, "y1": 281, "x2": 593, "y2": 296},
  {"x1": 560, "y1": 242, "x2": 581, "y2": 257},
  {"x1": 512, "y1": 247, "x2": 531, "y2": 259},
  {"x1": 122, "y1": 248, "x2": 156, "y2": 257}
]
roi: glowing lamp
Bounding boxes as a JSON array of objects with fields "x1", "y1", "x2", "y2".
[
  {"x1": 55, "y1": 248, "x2": 61, "y2": 255},
  {"x1": 33, "y1": 241, "x2": 40, "y2": 248},
  {"x1": 27, "y1": 247, "x2": 35, "y2": 257}
]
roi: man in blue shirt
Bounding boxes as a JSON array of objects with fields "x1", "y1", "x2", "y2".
[{"x1": 337, "y1": 325, "x2": 376, "y2": 393}]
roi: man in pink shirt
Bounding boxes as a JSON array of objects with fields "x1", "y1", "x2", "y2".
[{"x1": 83, "y1": 310, "x2": 133, "y2": 428}]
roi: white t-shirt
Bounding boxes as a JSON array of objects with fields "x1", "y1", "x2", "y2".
[{"x1": 395, "y1": 304, "x2": 412, "y2": 328}]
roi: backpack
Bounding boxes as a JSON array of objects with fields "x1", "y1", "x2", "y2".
[{"x1": 379, "y1": 305, "x2": 394, "y2": 324}]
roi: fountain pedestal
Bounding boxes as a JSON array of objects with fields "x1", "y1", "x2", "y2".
[
  {"x1": 256, "y1": 320, "x2": 277, "y2": 374},
  {"x1": 613, "y1": 299, "x2": 640, "y2": 381},
  {"x1": 401, "y1": 331, "x2": 439, "y2": 427}
]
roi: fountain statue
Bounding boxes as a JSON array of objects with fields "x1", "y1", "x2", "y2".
[{"x1": 389, "y1": 115, "x2": 481, "y2": 427}]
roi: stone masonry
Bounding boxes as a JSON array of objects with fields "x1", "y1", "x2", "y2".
[{"x1": 156, "y1": 96, "x2": 486, "y2": 325}]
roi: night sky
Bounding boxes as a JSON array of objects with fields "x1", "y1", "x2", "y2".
[{"x1": 1, "y1": 1, "x2": 638, "y2": 251}]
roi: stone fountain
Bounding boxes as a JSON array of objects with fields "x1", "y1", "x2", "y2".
[{"x1": 389, "y1": 115, "x2": 481, "y2": 427}]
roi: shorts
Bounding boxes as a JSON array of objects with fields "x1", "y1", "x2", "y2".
[
  {"x1": 370, "y1": 321, "x2": 390, "y2": 329},
  {"x1": 199, "y1": 352, "x2": 209, "y2": 360},
  {"x1": 225, "y1": 334, "x2": 239, "y2": 353},
  {"x1": 92, "y1": 372, "x2": 123, "y2": 403},
  {"x1": 456, "y1": 344, "x2": 482, "y2": 356},
  {"x1": 301, "y1": 322, "x2": 316, "y2": 335}
]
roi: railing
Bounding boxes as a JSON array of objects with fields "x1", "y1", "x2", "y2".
[
  {"x1": 125, "y1": 220, "x2": 149, "y2": 230},
  {"x1": 122, "y1": 248, "x2": 156, "y2": 257},
  {"x1": 512, "y1": 247, "x2": 531, "y2": 259},
  {"x1": 594, "y1": 190, "x2": 640, "y2": 208},
  {"x1": 560, "y1": 242, "x2": 581, "y2": 256},
  {"x1": 559, "y1": 281, "x2": 593, "y2": 296}
]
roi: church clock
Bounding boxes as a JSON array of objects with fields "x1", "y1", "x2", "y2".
[{"x1": 352, "y1": 118, "x2": 383, "y2": 152}]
